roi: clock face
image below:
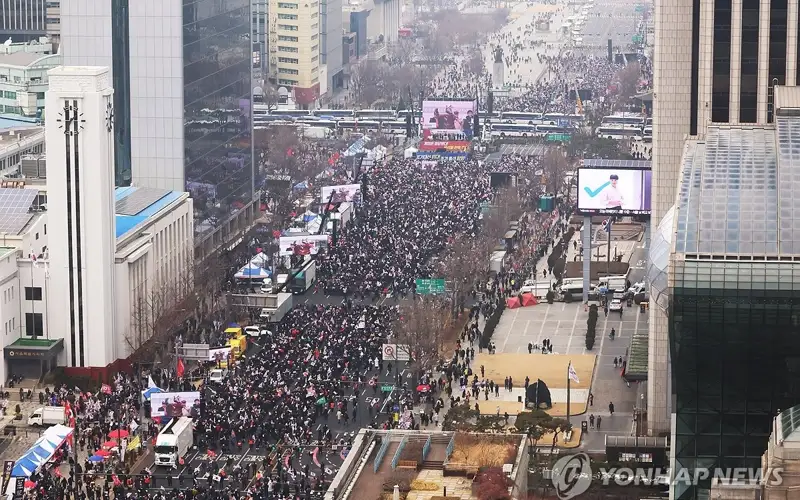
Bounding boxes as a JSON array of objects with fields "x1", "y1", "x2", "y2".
[{"x1": 105, "y1": 102, "x2": 114, "y2": 132}]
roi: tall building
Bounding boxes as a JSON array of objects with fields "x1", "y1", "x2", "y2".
[
  {"x1": 650, "y1": 87, "x2": 800, "y2": 500},
  {"x1": 0, "y1": 0, "x2": 60, "y2": 43},
  {"x1": 253, "y1": 0, "x2": 268, "y2": 79},
  {"x1": 45, "y1": 66, "x2": 117, "y2": 368},
  {"x1": 321, "y1": 0, "x2": 344, "y2": 94},
  {"x1": 269, "y1": 0, "x2": 322, "y2": 106},
  {"x1": 60, "y1": 0, "x2": 255, "y2": 255},
  {"x1": 650, "y1": 0, "x2": 800, "y2": 435}
]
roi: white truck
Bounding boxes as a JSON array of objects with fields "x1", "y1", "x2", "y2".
[
  {"x1": 154, "y1": 417, "x2": 194, "y2": 468},
  {"x1": 599, "y1": 275, "x2": 628, "y2": 297},
  {"x1": 28, "y1": 406, "x2": 67, "y2": 426}
]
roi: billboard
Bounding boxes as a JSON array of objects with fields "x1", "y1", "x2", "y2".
[
  {"x1": 577, "y1": 168, "x2": 651, "y2": 215},
  {"x1": 422, "y1": 100, "x2": 477, "y2": 139},
  {"x1": 208, "y1": 347, "x2": 231, "y2": 362},
  {"x1": 414, "y1": 152, "x2": 470, "y2": 161},
  {"x1": 151, "y1": 391, "x2": 201, "y2": 418},
  {"x1": 321, "y1": 184, "x2": 361, "y2": 203},
  {"x1": 418, "y1": 141, "x2": 472, "y2": 152},
  {"x1": 278, "y1": 234, "x2": 329, "y2": 256}
]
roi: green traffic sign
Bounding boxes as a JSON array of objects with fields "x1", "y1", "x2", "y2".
[
  {"x1": 546, "y1": 133, "x2": 572, "y2": 143},
  {"x1": 632, "y1": 35, "x2": 643, "y2": 43},
  {"x1": 381, "y1": 384, "x2": 394, "y2": 393},
  {"x1": 415, "y1": 278, "x2": 446, "y2": 295}
]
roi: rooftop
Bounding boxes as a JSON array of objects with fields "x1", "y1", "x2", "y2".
[
  {"x1": 115, "y1": 187, "x2": 185, "y2": 240},
  {"x1": 0, "y1": 52, "x2": 51, "y2": 67},
  {"x1": 0, "y1": 187, "x2": 41, "y2": 234},
  {"x1": 0, "y1": 246, "x2": 15, "y2": 260}
]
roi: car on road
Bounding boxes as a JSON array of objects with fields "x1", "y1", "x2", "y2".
[
  {"x1": 208, "y1": 368, "x2": 229, "y2": 383},
  {"x1": 608, "y1": 299, "x2": 623, "y2": 312},
  {"x1": 244, "y1": 326, "x2": 272, "y2": 338}
]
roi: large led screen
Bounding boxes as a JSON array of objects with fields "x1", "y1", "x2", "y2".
[{"x1": 577, "y1": 168, "x2": 652, "y2": 215}]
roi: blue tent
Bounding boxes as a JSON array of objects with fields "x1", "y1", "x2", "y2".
[
  {"x1": 235, "y1": 263, "x2": 271, "y2": 279},
  {"x1": 12, "y1": 424, "x2": 73, "y2": 477}
]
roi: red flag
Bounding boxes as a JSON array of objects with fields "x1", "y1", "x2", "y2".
[{"x1": 177, "y1": 358, "x2": 185, "y2": 378}]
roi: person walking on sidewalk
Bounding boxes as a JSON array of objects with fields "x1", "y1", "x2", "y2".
[
  {"x1": 597, "y1": 416, "x2": 602, "y2": 430},
  {"x1": 608, "y1": 402, "x2": 615, "y2": 415},
  {"x1": 589, "y1": 414, "x2": 595, "y2": 429}
]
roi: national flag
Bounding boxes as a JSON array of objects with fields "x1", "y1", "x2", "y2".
[
  {"x1": 147, "y1": 375, "x2": 157, "y2": 388},
  {"x1": 568, "y1": 363, "x2": 580, "y2": 384},
  {"x1": 29, "y1": 247, "x2": 38, "y2": 267},
  {"x1": 176, "y1": 358, "x2": 185, "y2": 378}
]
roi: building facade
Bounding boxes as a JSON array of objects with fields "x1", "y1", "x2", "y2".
[
  {"x1": 253, "y1": 0, "x2": 268, "y2": 79},
  {"x1": 0, "y1": 51, "x2": 60, "y2": 119},
  {"x1": 0, "y1": 0, "x2": 60, "y2": 43},
  {"x1": 269, "y1": 0, "x2": 321, "y2": 106},
  {"x1": 320, "y1": 0, "x2": 343, "y2": 94},
  {"x1": 664, "y1": 89, "x2": 800, "y2": 500},
  {"x1": 61, "y1": 0, "x2": 255, "y2": 255},
  {"x1": 650, "y1": 0, "x2": 800, "y2": 435}
]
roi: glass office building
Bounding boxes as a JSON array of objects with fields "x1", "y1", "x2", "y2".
[
  {"x1": 667, "y1": 112, "x2": 800, "y2": 500},
  {"x1": 183, "y1": 0, "x2": 253, "y2": 230}
]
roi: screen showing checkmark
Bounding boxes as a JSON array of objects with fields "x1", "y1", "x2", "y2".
[{"x1": 584, "y1": 181, "x2": 611, "y2": 198}]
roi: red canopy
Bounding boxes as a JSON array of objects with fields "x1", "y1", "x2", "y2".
[
  {"x1": 108, "y1": 429, "x2": 129, "y2": 439},
  {"x1": 520, "y1": 293, "x2": 538, "y2": 307},
  {"x1": 506, "y1": 297, "x2": 521, "y2": 309}
]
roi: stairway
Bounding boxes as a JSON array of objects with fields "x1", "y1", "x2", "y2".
[{"x1": 421, "y1": 460, "x2": 444, "y2": 470}]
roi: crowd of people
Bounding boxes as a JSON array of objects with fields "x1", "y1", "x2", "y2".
[{"x1": 318, "y1": 159, "x2": 493, "y2": 295}]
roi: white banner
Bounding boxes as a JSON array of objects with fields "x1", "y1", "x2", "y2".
[
  {"x1": 321, "y1": 184, "x2": 361, "y2": 203},
  {"x1": 382, "y1": 343, "x2": 411, "y2": 361},
  {"x1": 208, "y1": 347, "x2": 231, "y2": 362},
  {"x1": 278, "y1": 235, "x2": 329, "y2": 257}
]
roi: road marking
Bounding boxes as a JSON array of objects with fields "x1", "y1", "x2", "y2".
[
  {"x1": 236, "y1": 447, "x2": 251, "y2": 467},
  {"x1": 361, "y1": 388, "x2": 367, "y2": 396},
  {"x1": 568, "y1": 308, "x2": 579, "y2": 354},
  {"x1": 317, "y1": 424, "x2": 322, "y2": 431}
]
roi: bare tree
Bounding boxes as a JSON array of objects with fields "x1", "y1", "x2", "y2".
[
  {"x1": 542, "y1": 146, "x2": 570, "y2": 195},
  {"x1": 613, "y1": 63, "x2": 641, "y2": 110},
  {"x1": 349, "y1": 60, "x2": 387, "y2": 108},
  {"x1": 393, "y1": 297, "x2": 453, "y2": 375}
]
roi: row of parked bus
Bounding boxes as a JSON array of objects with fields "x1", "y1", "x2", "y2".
[
  {"x1": 594, "y1": 114, "x2": 653, "y2": 142},
  {"x1": 254, "y1": 106, "x2": 585, "y2": 125}
]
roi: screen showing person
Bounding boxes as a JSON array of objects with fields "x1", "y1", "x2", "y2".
[
  {"x1": 604, "y1": 174, "x2": 623, "y2": 209},
  {"x1": 577, "y1": 168, "x2": 646, "y2": 213}
]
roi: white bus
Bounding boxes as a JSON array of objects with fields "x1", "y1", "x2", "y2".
[
  {"x1": 397, "y1": 110, "x2": 422, "y2": 121},
  {"x1": 311, "y1": 109, "x2": 354, "y2": 119},
  {"x1": 381, "y1": 120, "x2": 409, "y2": 135},
  {"x1": 268, "y1": 109, "x2": 311, "y2": 118},
  {"x1": 601, "y1": 113, "x2": 645, "y2": 127},
  {"x1": 596, "y1": 126, "x2": 642, "y2": 140},
  {"x1": 354, "y1": 109, "x2": 397, "y2": 120},
  {"x1": 537, "y1": 124, "x2": 573, "y2": 136},
  {"x1": 500, "y1": 111, "x2": 543, "y2": 124},
  {"x1": 542, "y1": 112, "x2": 583, "y2": 124},
  {"x1": 297, "y1": 118, "x2": 337, "y2": 130},
  {"x1": 489, "y1": 123, "x2": 538, "y2": 137},
  {"x1": 337, "y1": 120, "x2": 381, "y2": 132}
]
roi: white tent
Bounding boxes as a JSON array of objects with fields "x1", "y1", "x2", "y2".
[
  {"x1": 12, "y1": 424, "x2": 74, "y2": 477},
  {"x1": 234, "y1": 263, "x2": 271, "y2": 280}
]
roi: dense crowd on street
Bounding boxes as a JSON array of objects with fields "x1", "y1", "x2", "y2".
[{"x1": 318, "y1": 159, "x2": 493, "y2": 295}]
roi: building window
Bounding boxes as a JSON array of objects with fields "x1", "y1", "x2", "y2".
[
  {"x1": 36, "y1": 92, "x2": 45, "y2": 100},
  {"x1": 25, "y1": 287, "x2": 42, "y2": 301},
  {"x1": 768, "y1": 0, "x2": 788, "y2": 122},
  {"x1": 278, "y1": 13, "x2": 298, "y2": 20},
  {"x1": 740, "y1": 0, "x2": 759, "y2": 123},
  {"x1": 278, "y1": 57, "x2": 299, "y2": 64},
  {"x1": 311, "y1": 55, "x2": 318, "y2": 62},
  {"x1": 278, "y1": 24, "x2": 298, "y2": 31},
  {"x1": 312, "y1": 76, "x2": 319, "y2": 83},
  {"x1": 311, "y1": 23, "x2": 318, "y2": 30},
  {"x1": 279, "y1": 67, "x2": 299, "y2": 75},
  {"x1": 312, "y1": 12, "x2": 318, "y2": 18},
  {"x1": 278, "y1": 46, "x2": 299, "y2": 53},
  {"x1": 311, "y1": 45, "x2": 318, "y2": 52},
  {"x1": 278, "y1": 79, "x2": 298, "y2": 85},
  {"x1": 711, "y1": 0, "x2": 731, "y2": 123},
  {"x1": 46, "y1": 17, "x2": 60, "y2": 24},
  {"x1": 278, "y1": 35, "x2": 299, "y2": 42},
  {"x1": 311, "y1": 34, "x2": 318, "y2": 40},
  {"x1": 3, "y1": 91, "x2": 15, "y2": 100},
  {"x1": 277, "y1": 2, "x2": 298, "y2": 7},
  {"x1": 25, "y1": 312, "x2": 43, "y2": 337}
]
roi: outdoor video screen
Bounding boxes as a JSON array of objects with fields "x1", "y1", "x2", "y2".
[
  {"x1": 321, "y1": 184, "x2": 361, "y2": 203},
  {"x1": 151, "y1": 391, "x2": 201, "y2": 418},
  {"x1": 577, "y1": 168, "x2": 652, "y2": 215},
  {"x1": 422, "y1": 100, "x2": 477, "y2": 137}
]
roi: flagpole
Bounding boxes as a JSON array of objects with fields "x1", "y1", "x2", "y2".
[{"x1": 566, "y1": 361, "x2": 571, "y2": 426}]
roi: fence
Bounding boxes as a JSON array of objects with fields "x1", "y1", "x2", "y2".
[
  {"x1": 422, "y1": 435, "x2": 432, "y2": 461},
  {"x1": 391, "y1": 436, "x2": 409, "y2": 470},
  {"x1": 373, "y1": 438, "x2": 390, "y2": 473},
  {"x1": 445, "y1": 435, "x2": 456, "y2": 462}
]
